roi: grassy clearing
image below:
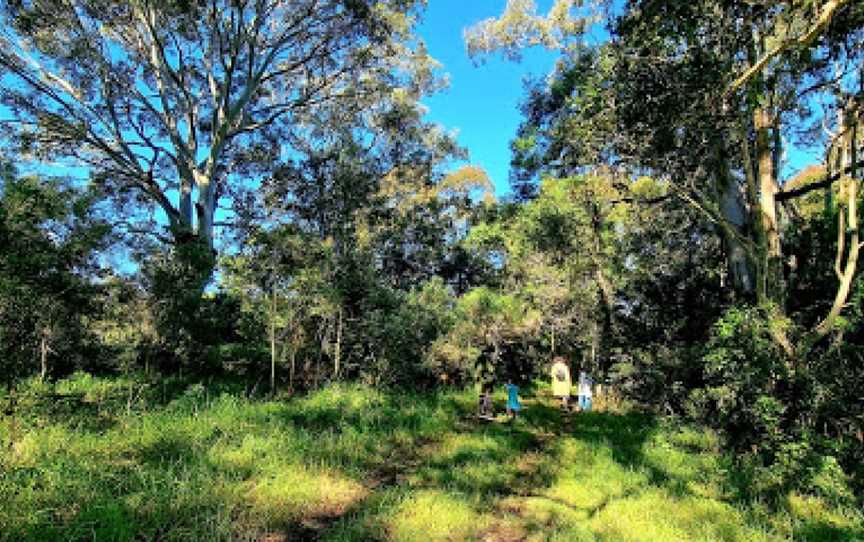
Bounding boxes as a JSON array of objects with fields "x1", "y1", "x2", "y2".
[{"x1": 1, "y1": 373, "x2": 861, "y2": 541}]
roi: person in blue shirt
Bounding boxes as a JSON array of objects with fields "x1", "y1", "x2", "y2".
[{"x1": 505, "y1": 378, "x2": 521, "y2": 419}]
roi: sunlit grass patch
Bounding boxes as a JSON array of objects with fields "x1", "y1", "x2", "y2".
[
  {"x1": 543, "y1": 473, "x2": 640, "y2": 514},
  {"x1": 589, "y1": 489, "x2": 768, "y2": 542},
  {"x1": 499, "y1": 494, "x2": 590, "y2": 526},
  {"x1": 244, "y1": 467, "x2": 368, "y2": 527},
  {"x1": 7, "y1": 428, "x2": 45, "y2": 468},
  {"x1": 289, "y1": 383, "x2": 389, "y2": 426},
  {"x1": 207, "y1": 433, "x2": 279, "y2": 478},
  {"x1": 542, "y1": 439, "x2": 648, "y2": 511},
  {"x1": 387, "y1": 490, "x2": 488, "y2": 542}
]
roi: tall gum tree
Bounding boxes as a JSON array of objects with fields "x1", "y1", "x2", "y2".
[
  {"x1": 612, "y1": 0, "x2": 863, "y2": 357},
  {"x1": 466, "y1": 0, "x2": 864, "y2": 357},
  {"x1": 0, "y1": 0, "x2": 430, "y2": 271}
]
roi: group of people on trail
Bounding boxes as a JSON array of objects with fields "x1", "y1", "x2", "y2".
[
  {"x1": 550, "y1": 356, "x2": 593, "y2": 412},
  {"x1": 477, "y1": 355, "x2": 593, "y2": 421}
]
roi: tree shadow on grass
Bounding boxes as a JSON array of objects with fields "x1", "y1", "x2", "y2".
[
  {"x1": 794, "y1": 520, "x2": 864, "y2": 542},
  {"x1": 564, "y1": 411, "x2": 714, "y2": 498},
  {"x1": 566, "y1": 411, "x2": 659, "y2": 465},
  {"x1": 408, "y1": 425, "x2": 552, "y2": 496},
  {"x1": 16, "y1": 392, "x2": 120, "y2": 433}
]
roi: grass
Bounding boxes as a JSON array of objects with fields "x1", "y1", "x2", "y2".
[{"x1": 1, "y1": 372, "x2": 862, "y2": 541}]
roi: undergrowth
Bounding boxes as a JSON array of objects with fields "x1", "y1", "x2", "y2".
[{"x1": 1, "y1": 372, "x2": 861, "y2": 541}]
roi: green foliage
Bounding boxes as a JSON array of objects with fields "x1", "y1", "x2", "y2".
[
  {"x1": 0, "y1": 0, "x2": 862, "y2": 525},
  {"x1": 0, "y1": 167, "x2": 110, "y2": 385},
  {"x1": 2, "y1": 373, "x2": 862, "y2": 541},
  {"x1": 683, "y1": 305, "x2": 864, "y2": 503},
  {"x1": 428, "y1": 285, "x2": 538, "y2": 386},
  {"x1": 805, "y1": 344, "x2": 864, "y2": 496},
  {"x1": 139, "y1": 239, "x2": 219, "y2": 373},
  {"x1": 691, "y1": 306, "x2": 792, "y2": 450}
]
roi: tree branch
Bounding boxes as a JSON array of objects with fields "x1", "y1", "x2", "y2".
[
  {"x1": 775, "y1": 158, "x2": 864, "y2": 201},
  {"x1": 725, "y1": 0, "x2": 851, "y2": 97}
]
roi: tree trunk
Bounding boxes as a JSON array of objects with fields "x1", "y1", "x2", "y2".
[
  {"x1": 815, "y1": 175, "x2": 859, "y2": 335},
  {"x1": 270, "y1": 289, "x2": 277, "y2": 394},
  {"x1": 39, "y1": 331, "x2": 48, "y2": 382},
  {"x1": 334, "y1": 307, "x2": 343, "y2": 380},
  {"x1": 713, "y1": 137, "x2": 756, "y2": 295},
  {"x1": 179, "y1": 169, "x2": 194, "y2": 229},
  {"x1": 195, "y1": 174, "x2": 216, "y2": 251},
  {"x1": 754, "y1": 105, "x2": 784, "y2": 306},
  {"x1": 800, "y1": 100, "x2": 861, "y2": 354}
]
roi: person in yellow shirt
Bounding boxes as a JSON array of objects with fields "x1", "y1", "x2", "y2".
[{"x1": 550, "y1": 356, "x2": 572, "y2": 410}]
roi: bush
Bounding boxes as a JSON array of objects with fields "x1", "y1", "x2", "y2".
[
  {"x1": 692, "y1": 305, "x2": 792, "y2": 455},
  {"x1": 689, "y1": 305, "x2": 862, "y2": 502}
]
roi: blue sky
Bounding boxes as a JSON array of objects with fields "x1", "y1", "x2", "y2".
[
  {"x1": 416, "y1": 2, "x2": 560, "y2": 198},
  {"x1": 415, "y1": 1, "x2": 820, "y2": 196}
]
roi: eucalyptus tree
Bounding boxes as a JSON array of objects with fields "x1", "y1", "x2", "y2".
[
  {"x1": 609, "y1": 0, "x2": 864, "y2": 355},
  {"x1": 223, "y1": 75, "x2": 492, "y2": 386},
  {"x1": 468, "y1": 0, "x2": 864, "y2": 356},
  {"x1": 465, "y1": 0, "x2": 590, "y2": 61},
  {"x1": 0, "y1": 0, "x2": 431, "y2": 274}
]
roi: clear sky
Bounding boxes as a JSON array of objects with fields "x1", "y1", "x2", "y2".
[
  {"x1": 415, "y1": 1, "x2": 819, "y2": 196},
  {"x1": 416, "y1": 2, "x2": 560, "y2": 198}
]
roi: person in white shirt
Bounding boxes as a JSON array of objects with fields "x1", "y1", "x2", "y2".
[{"x1": 577, "y1": 371, "x2": 593, "y2": 412}]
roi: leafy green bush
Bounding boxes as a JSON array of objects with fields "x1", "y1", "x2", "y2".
[
  {"x1": 691, "y1": 305, "x2": 792, "y2": 454},
  {"x1": 688, "y1": 305, "x2": 862, "y2": 503}
]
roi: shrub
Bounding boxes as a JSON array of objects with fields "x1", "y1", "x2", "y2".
[{"x1": 693, "y1": 305, "x2": 792, "y2": 455}]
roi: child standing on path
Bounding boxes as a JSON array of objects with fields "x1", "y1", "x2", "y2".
[
  {"x1": 505, "y1": 379, "x2": 521, "y2": 420},
  {"x1": 477, "y1": 378, "x2": 495, "y2": 419}
]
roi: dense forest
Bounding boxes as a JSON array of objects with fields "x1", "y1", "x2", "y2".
[{"x1": 1, "y1": 1, "x2": 863, "y2": 540}]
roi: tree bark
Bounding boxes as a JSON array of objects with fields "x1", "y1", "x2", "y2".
[
  {"x1": 179, "y1": 168, "x2": 194, "y2": 229},
  {"x1": 270, "y1": 289, "x2": 277, "y2": 394},
  {"x1": 195, "y1": 174, "x2": 217, "y2": 251},
  {"x1": 800, "y1": 100, "x2": 861, "y2": 354},
  {"x1": 815, "y1": 176, "x2": 859, "y2": 337},
  {"x1": 755, "y1": 106, "x2": 784, "y2": 306},
  {"x1": 725, "y1": 0, "x2": 851, "y2": 96},
  {"x1": 714, "y1": 138, "x2": 756, "y2": 295},
  {"x1": 334, "y1": 307, "x2": 343, "y2": 380},
  {"x1": 40, "y1": 330, "x2": 49, "y2": 382}
]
